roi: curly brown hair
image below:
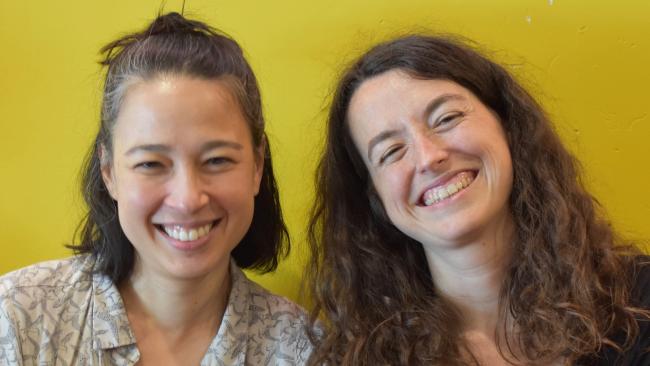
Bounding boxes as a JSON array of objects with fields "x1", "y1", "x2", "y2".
[{"x1": 306, "y1": 34, "x2": 649, "y2": 365}]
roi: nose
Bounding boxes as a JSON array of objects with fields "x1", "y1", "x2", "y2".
[
  {"x1": 412, "y1": 130, "x2": 449, "y2": 174},
  {"x1": 164, "y1": 167, "x2": 210, "y2": 213}
]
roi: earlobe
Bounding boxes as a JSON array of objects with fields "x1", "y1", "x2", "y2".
[{"x1": 99, "y1": 145, "x2": 117, "y2": 200}]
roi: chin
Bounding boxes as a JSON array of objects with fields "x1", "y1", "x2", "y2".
[
  {"x1": 407, "y1": 219, "x2": 486, "y2": 249},
  {"x1": 162, "y1": 254, "x2": 229, "y2": 280}
]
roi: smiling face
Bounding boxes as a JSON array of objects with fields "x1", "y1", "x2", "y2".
[
  {"x1": 347, "y1": 70, "x2": 513, "y2": 251},
  {"x1": 101, "y1": 75, "x2": 263, "y2": 281}
]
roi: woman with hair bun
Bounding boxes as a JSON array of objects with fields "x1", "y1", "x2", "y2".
[
  {"x1": 307, "y1": 35, "x2": 650, "y2": 365},
  {"x1": 0, "y1": 12, "x2": 311, "y2": 365}
]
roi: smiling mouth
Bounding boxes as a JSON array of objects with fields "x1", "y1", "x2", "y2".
[
  {"x1": 421, "y1": 171, "x2": 476, "y2": 206},
  {"x1": 154, "y1": 220, "x2": 219, "y2": 242}
]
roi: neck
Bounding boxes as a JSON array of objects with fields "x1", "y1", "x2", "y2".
[
  {"x1": 120, "y1": 257, "x2": 231, "y2": 337},
  {"x1": 424, "y1": 215, "x2": 514, "y2": 335}
]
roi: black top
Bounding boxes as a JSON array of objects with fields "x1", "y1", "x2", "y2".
[{"x1": 579, "y1": 256, "x2": 650, "y2": 366}]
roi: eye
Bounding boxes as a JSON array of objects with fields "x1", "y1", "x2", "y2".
[
  {"x1": 206, "y1": 156, "x2": 232, "y2": 165},
  {"x1": 433, "y1": 111, "x2": 464, "y2": 129},
  {"x1": 134, "y1": 161, "x2": 164, "y2": 170},
  {"x1": 204, "y1": 156, "x2": 235, "y2": 171},
  {"x1": 379, "y1": 145, "x2": 404, "y2": 165}
]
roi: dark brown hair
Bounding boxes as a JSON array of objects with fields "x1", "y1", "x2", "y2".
[
  {"x1": 70, "y1": 12, "x2": 289, "y2": 284},
  {"x1": 307, "y1": 34, "x2": 648, "y2": 365}
]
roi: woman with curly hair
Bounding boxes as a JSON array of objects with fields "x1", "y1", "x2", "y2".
[{"x1": 307, "y1": 35, "x2": 650, "y2": 365}]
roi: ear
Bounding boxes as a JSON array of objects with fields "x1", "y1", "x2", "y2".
[
  {"x1": 253, "y1": 137, "x2": 266, "y2": 196},
  {"x1": 99, "y1": 144, "x2": 118, "y2": 200}
]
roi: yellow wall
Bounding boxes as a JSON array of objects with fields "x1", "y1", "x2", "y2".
[{"x1": 1, "y1": 0, "x2": 648, "y2": 305}]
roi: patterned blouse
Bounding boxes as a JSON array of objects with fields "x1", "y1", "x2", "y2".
[{"x1": 0, "y1": 255, "x2": 312, "y2": 365}]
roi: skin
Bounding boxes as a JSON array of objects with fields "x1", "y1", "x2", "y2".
[
  {"x1": 101, "y1": 75, "x2": 263, "y2": 365},
  {"x1": 347, "y1": 70, "x2": 517, "y2": 365}
]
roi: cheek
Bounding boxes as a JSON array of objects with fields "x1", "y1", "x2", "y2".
[
  {"x1": 372, "y1": 167, "x2": 411, "y2": 210},
  {"x1": 499, "y1": 146, "x2": 513, "y2": 181},
  {"x1": 209, "y1": 172, "x2": 257, "y2": 211},
  {"x1": 115, "y1": 176, "x2": 164, "y2": 218},
  {"x1": 471, "y1": 136, "x2": 514, "y2": 200},
  {"x1": 216, "y1": 186, "x2": 255, "y2": 212},
  {"x1": 452, "y1": 126, "x2": 512, "y2": 173},
  {"x1": 498, "y1": 154, "x2": 514, "y2": 200}
]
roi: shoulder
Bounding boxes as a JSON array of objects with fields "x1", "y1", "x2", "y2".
[
  {"x1": 233, "y1": 267, "x2": 314, "y2": 364},
  {"x1": 241, "y1": 271, "x2": 309, "y2": 329},
  {"x1": 587, "y1": 255, "x2": 650, "y2": 365},
  {"x1": 0, "y1": 255, "x2": 97, "y2": 322},
  {"x1": 627, "y1": 255, "x2": 650, "y2": 361},
  {"x1": 0, "y1": 255, "x2": 98, "y2": 364},
  {"x1": 0, "y1": 255, "x2": 97, "y2": 328},
  {"x1": 629, "y1": 255, "x2": 650, "y2": 307},
  {"x1": 0, "y1": 255, "x2": 95, "y2": 294},
  {"x1": 248, "y1": 280, "x2": 309, "y2": 326}
]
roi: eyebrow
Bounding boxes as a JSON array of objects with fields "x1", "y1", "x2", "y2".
[
  {"x1": 125, "y1": 140, "x2": 243, "y2": 156},
  {"x1": 422, "y1": 93, "x2": 466, "y2": 120},
  {"x1": 367, "y1": 130, "x2": 401, "y2": 161},
  {"x1": 365, "y1": 93, "x2": 467, "y2": 161}
]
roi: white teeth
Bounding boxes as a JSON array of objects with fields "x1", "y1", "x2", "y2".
[
  {"x1": 162, "y1": 223, "x2": 214, "y2": 242},
  {"x1": 446, "y1": 184, "x2": 458, "y2": 195},
  {"x1": 188, "y1": 229, "x2": 198, "y2": 241},
  {"x1": 422, "y1": 172, "x2": 474, "y2": 206}
]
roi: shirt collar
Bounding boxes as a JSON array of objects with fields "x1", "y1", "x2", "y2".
[
  {"x1": 200, "y1": 259, "x2": 253, "y2": 364},
  {"x1": 90, "y1": 264, "x2": 137, "y2": 351},
  {"x1": 88, "y1": 257, "x2": 253, "y2": 361}
]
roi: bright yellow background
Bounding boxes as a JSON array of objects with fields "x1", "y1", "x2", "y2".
[{"x1": 1, "y1": 1, "x2": 648, "y2": 305}]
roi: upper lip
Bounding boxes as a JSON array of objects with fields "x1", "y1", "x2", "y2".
[
  {"x1": 415, "y1": 169, "x2": 476, "y2": 204},
  {"x1": 154, "y1": 219, "x2": 219, "y2": 228}
]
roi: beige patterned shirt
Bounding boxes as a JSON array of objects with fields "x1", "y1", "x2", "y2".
[{"x1": 0, "y1": 255, "x2": 312, "y2": 365}]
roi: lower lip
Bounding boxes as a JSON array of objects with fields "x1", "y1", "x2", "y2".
[{"x1": 157, "y1": 222, "x2": 219, "y2": 251}]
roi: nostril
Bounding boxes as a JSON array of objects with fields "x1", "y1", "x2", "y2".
[
  {"x1": 417, "y1": 148, "x2": 449, "y2": 174},
  {"x1": 164, "y1": 184, "x2": 210, "y2": 212}
]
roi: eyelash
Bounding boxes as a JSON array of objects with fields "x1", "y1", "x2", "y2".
[
  {"x1": 205, "y1": 156, "x2": 233, "y2": 166},
  {"x1": 134, "y1": 161, "x2": 163, "y2": 170},
  {"x1": 133, "y1": 156, "x2": 234, "y2": 172},
  {"x1": 434, "y1": 111, "x2": 464, "y2": 127},
  {"x1": 379, "y1": 145, "x2": 403, "y2": 164}
]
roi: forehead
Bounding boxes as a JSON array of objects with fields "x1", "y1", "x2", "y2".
[
  {"x1": 347, "y1": 71, "x2": 473, "y2": 145},
  {"x1": 348, "y1": 71, "x2": 472, "y2": 120},
  {"x1": 112, "y1": 75, "x2": 251, "y2": 149}
]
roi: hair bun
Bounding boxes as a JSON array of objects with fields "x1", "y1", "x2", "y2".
[{"x1": 146, "y1": 12, "x2": 202, "y2": 36}]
